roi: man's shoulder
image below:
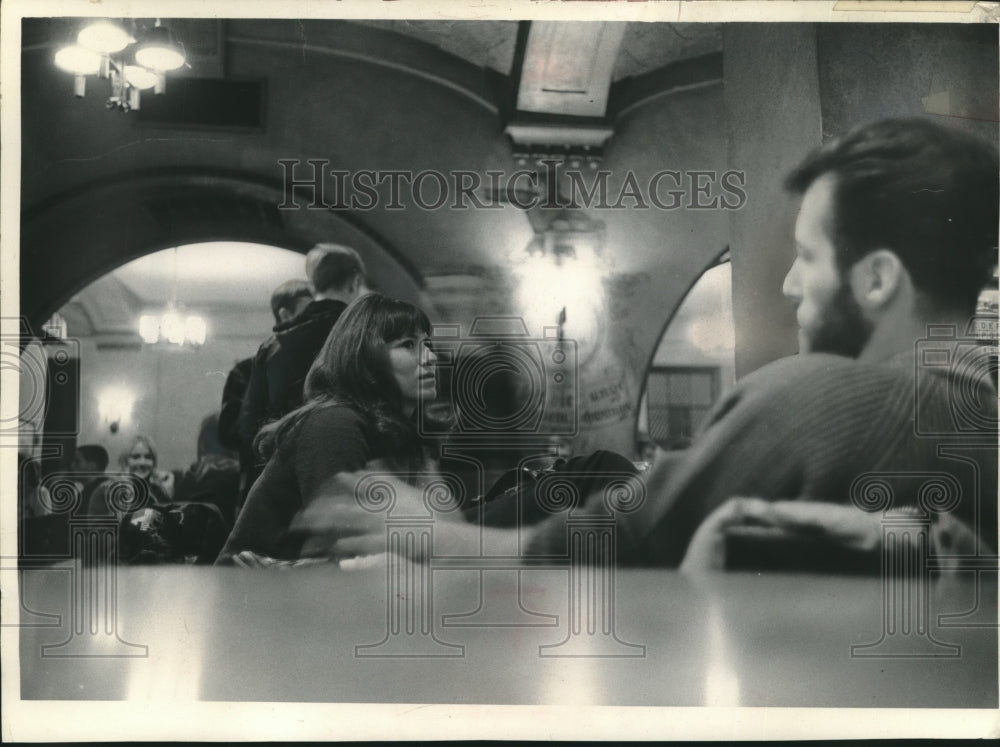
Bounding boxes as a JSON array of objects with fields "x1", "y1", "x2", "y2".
[
  {"x1": 226, "y1": 356, "x2": 254, "y2": 382},
  {"x1": 273, "y1": 300, "x2": 346, "y2": 351},
  {"x1": 734, "y1": 353, "x2": 912, "y2": 411},
  {"x1": 747, "y1": 353, "x2": 910, "y2": 386},
  {"x1": 254, "y1": 334, "x2": 280, "y2": 361},
  {"x1": 291, "y1": 298, "x2": 347, "y2": 327}
]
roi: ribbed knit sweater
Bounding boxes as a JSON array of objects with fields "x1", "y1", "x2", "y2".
[{"x1": 530, "y1": 351, "x2": 998, "y2": 566}]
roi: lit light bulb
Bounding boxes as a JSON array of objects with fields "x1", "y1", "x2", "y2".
[
  {"x1": 135, "y1": 44, "x2": 185, "y2": 72},
  {"x1": 124, "y1": 65, "x2": 158, "y2": 90},
  {"x1": 184, "y1": 316, "x2": 207, "y2": 346},
  {"x1": 78, "y1": 21, "x2": 133, "y2": 54},
  {"x1": 135, "y1": 24, "x2": 186, "y2": 72},
  {"x1": 97, "y1": 386, "x2": 136, "y2": 429},
  {"x1": 161, "y1": 311, "x2": 185, "y2": 344},
  {"x1": 138, "y1": 314, "x2": 161, "y2": 344},
  {"x1": 54, "y1": 45, "x2": 102, "y2": 75}
]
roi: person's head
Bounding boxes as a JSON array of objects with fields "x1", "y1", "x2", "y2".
[
  {"x1": 306, "y1": 243, "x2": 366, "y2": 301},
  {"x1": 269, "y1": 279, "x2": 312, "y2": 325},
  {"x1": 304, "y1": 293, "x2": 436, "y2": 416},
  {"x1": 72, "y1": 444, "x2": 109, "y2": 473},
  {"x1": 120, "y1": 435, "x2": 158, "y2": 480},
  {"x1": 196, "y1": 413, "x2": 233, "y2": 460},
  {"x1": 782, "y1": 118, "x2": 999, "y2": 357}
]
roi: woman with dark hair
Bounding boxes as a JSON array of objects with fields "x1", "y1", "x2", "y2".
[{"x1": 216, "y1": 293, "x2": 438, "y2": 564}]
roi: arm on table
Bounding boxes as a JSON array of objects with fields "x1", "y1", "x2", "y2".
[
  {"x1": 292, "y1": 470, "x2": 520, "y2": 561},
  {"x1": 679, "y1": 497, "x2": 983, "y2": 574}
]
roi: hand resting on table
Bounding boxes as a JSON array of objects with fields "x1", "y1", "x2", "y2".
[
  {"x1": 679, "y1": 497, "x2": 981, "y2": 574},
  {"x1": 290, "y1": 469, "x2": 496, "y2": 562}
]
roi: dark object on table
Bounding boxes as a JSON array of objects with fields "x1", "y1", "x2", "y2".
[
  {"x1": 473, "y1": 450, "x2": 641, "y2": 527},
  {"x1": 118, "y1": 502, "x2": 231, "y2": 565},
  {"x1": 724, "y1": 525, "x2": 882, "y2": 575}
]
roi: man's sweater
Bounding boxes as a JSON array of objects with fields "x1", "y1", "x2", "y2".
[{"x1": 529, "y1": 351, "x2": 998, "y2": 566}]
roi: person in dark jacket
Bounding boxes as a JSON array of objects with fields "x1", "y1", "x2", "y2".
[
  {"x1": 220, "y1": 279, "x2": 312, "y2": 509},
  {"x1": 238, "y1": 244, "x2": 366, "y2": 487}
]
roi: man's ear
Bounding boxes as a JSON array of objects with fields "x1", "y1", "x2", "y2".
[
  {"x1": 850, "y1": 249, "x2": 905, "y2": 310},
  {"x1": 276, "y1": 307, "x2": 293, "y2": 324}
]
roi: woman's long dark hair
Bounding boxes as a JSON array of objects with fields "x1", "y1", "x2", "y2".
[{"x1": 254, "y1": 293, "x2": 432, "y2": 469}]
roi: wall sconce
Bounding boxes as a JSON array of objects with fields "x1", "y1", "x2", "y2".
[
  {"x1": 515, "y1": 208, "x2": 607, "y2": 353},
  {"x1": 98, "y1": 386, "x2": 136, "y2": 434},
  {"x1": 54, "y1": 18, "x2": 187, "y2": 111}
]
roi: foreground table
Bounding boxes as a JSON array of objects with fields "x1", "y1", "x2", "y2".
[{"x1": 13, "y1": 563, "x2": 997, "y2": 707}]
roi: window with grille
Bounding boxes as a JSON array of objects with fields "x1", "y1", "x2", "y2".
[{"x1": 646, "y1": 366, "x2": 720, "y2": 450}]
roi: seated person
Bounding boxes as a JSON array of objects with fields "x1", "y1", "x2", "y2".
[
  {"x1": 290, "y1": 118, "x2": 998, "y2": 572},
  {"x1": 87, "y1": 434, "x2": 174, "y2": 514},
  {"x1": 69, "y1": 443, "x2": 110, "y2": 509},
  {"x1": 216, "y1": 292, "x2": 440, "y2": 564},
  {"x1": 175, "y1": 413, "x2": 240, "y2": 525}
]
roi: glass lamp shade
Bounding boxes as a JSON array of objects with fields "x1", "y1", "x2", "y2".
[
  {"x1": 184, "y1": 316, "x2": 207, "y2": 346},
  {"x1": 77, "y1": 21, "x2": 133, "y2": 54},
  {"x1": 135, "y1": 26, "x2": 185, "y2": 71},
  {"x1": 124, "y1": 65, "x2": 159, "y2": 90},
  {"x1": 160, "y1": 311, "x2": 185, "y2": 345},
  {"x1": 54, "y1": 45, "x2": 102, "y2": 75},
  {"x1": 138, "y1": 315, "x2": 161, "y2": 344}
]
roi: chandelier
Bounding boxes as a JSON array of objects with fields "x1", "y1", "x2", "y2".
[
  {"x1": 138, "y1": 307, "x2": 207, "y2": 347},
  {"x1": 54, "y1": 19, "x2": 187, "y2": 111},
  {"x1": 137, "y1": 248, "x2": 207, "y2": 347}
]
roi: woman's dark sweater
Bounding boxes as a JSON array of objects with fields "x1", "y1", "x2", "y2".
[{"x1": 217, "y1": 405, "x2": 377, "y2": 562}]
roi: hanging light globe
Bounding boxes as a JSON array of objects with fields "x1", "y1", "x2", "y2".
[
  {"x1": 54, "y1": 45, "x2": 102, "y2": 75},
  {"x1": 77, "y1": 21, "x2": 133, "y2": 54},
  {"x1": 124, "y1": 65, "x2": 159, "y2": 90},
  {"x1": 135, "y1": 25, "x2": 185, "y2": 71}
]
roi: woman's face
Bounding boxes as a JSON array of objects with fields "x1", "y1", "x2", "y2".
[
  {"x1": 126, "y1": 441, "x2": 155, "y2": 479},
  {"x1": 387, "y1": 332, "x2": 437, "y2": 413}
]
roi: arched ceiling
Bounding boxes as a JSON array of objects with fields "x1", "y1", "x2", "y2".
[
  {"x1": 22, "y1": 16, "x2": 728, "y2": 336},
  {"x1": 351, "y1": 19, "x2": 723, "y2": 80},
  {"x1": 352, "y1": 20, "x2": 521, "y2": 75}
]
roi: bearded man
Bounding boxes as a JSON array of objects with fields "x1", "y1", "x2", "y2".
[{"x1": 289, "y1": 118, "x2": 999, "y2": 572}]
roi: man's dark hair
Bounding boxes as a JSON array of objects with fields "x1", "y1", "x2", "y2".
[
  {"x1": 786, "y1": 118, "x2": 999, "y2": 314},
  {"x1": 75, "y1": 444, "x2": 109, "y2": 472},
  {"x1": 309, "y1": 244, "x2": 365, "y2": 295},
  {"x1": 269, "y1": 279, "x2": 312, "y2": 323}
]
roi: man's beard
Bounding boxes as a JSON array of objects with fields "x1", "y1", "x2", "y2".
[{"x1": 804, "y1": 280, "x2": 874, "y2": 358}]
